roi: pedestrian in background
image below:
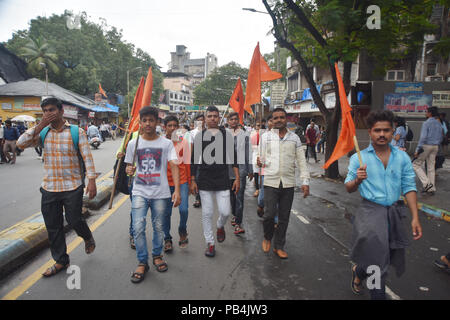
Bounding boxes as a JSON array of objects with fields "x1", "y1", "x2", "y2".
[
  {"x1": 305, "y1": 120, "x2": 319, "y2": 163},
  {"x1": 256, "y1": 115, "x2": 273, "y2": 218},
  {"x1": 17, "y1": 97, "x2": 98, "y2": 277},
  {"x1": 250, "y1": 121, "x2": 261, "y2": 198},
  {"x1": 0, "y1": 120, "x2": 7, "y2": 164},
  {"x1": 227, "y1": 112, "x2": 253, "y2": 235},
  {"x1": 345, "y1": 110, "x2": 422, "y2": 300},
  {"x1": 3, "y1": 119, "x2": 19, "y2": 164},
  {"x1": 413, "y1": 106, "x2": 444, "y2": 195},
  {"x1": 259, "y1": 107, "x2": 310, "y2": 259},
  {"x1": 392, "y1": 117, "x2": 407, "y2": 151}
]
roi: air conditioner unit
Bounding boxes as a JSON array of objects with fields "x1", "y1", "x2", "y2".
[{"x1": 425, "y1": 75, "x2": 444, "y2": 82}]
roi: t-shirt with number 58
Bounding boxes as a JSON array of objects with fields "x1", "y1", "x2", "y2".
[{"x1": 125, "y1": 136, "x2": 177, "y2": 199}]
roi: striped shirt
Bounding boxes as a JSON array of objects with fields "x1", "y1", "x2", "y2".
[{"x1": 17, "y1": 123, "x2": 96, "y2": 192}]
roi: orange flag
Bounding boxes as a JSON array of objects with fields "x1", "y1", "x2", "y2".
[
  {"x1": 99, "y1": 83, "x2": 107, "y2": 98},
  {"x1": 244, "y1": 42, "x2": 282, "y2": 115},
  {"x1": 323, "y1": 63, "x2": 356, "y2": 169},
  {"x1": 228, "y1": 78, "x2": 245, "y2": 124},
  {"x1": 141, "y1": 67, "x2": 153, "y2": 108},
  {"x1": 128, "y1": 77, "x2": 145, "y2": 132}
]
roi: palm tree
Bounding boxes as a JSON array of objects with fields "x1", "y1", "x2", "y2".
[{"x1": 20, "y1": 37, "x2": 59, "y2": 74}]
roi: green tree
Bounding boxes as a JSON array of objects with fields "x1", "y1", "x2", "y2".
[
  {"x1": 5, "y1": 11, "x2": 163, "y2": 107},
  {"x1": 263, "y1": 0, "x2": 440, "y2": 178},
  {"x1": 19, "y1": 37, "x2": 59, "y2": 75},
  {"x1": 193, "y1": 62, "x2": 248, "y2": 105}
]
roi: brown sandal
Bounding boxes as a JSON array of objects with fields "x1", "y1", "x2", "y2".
[
  {"x1": 85, "y1": 237, "x2": 96, "y2": 254},
  {"x1": 42, "y1": 263, "x2": 69, "y2": 277},
  {"x1": 153, "y1": 255, "x2": 168, "y2": 272}
]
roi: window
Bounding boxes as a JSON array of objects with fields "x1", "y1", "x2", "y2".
[
  {"x1": 427, "y1": 63, "x2": 437, "y2": 76},
  {"x1": 170, "y1": 93, "x2": 173, "y2": 99},
  {"x1": 288, "y1": 73, "x2": 299, "y2": 93},
  {"x1": 385, "y1": 70, "x2": 405, "y2": 81}
]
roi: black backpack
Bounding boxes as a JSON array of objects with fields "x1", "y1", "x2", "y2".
[{"x1": 405, "y1": 125, "x2": 413, "y2": 141}]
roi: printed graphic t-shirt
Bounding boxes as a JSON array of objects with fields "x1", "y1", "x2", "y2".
[{"x1": 125, "y1": 136, "x2": 177, "y2": 199}]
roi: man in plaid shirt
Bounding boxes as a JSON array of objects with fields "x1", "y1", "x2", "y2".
[{"x1": 17, "y1": 98, "x2": 97, "y2": 277}]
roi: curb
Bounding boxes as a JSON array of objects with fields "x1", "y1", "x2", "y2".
[{"x1": 0, "y1": 175, "x2": 116, "y2": 280}]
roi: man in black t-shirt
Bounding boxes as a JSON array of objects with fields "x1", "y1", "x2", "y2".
[{"x1": 190, "y1": 106, "x2": 240, "y2": 257}]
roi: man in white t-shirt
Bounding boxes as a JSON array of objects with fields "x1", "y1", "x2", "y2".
[{"x1": 125, "y1": 106, "x2": 181, "y2": 284}]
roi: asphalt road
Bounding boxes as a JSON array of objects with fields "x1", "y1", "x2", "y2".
[
  {"x1": 0, "y1": 136, "x2": 122, "y2": 230},
  {"x1": 1, "y1": 173, "x2": 449, "y2": 300}
]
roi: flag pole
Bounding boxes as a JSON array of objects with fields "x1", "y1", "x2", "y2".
[
  {"x1": 129, "y1": 126, "x2": 141, "y2": 188},
  {"x1": 219, "y1": 104, "x2": 229, "y2": 126},
  {"x1": 259, "y1": 103, "x2": 263, "y2": 188},
  {"x1": 353, "y1": 136, "x2": 363, "y2": 167},
  {"x1": 108, "y1": 123, "x2": 132, "y2": 209}
]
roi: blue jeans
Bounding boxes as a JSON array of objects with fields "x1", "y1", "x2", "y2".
[
  {"x1": 230, "y1": 175, "x2": 247, "y2": 225},
  {"x1": 163, "y1": 183, "x2": 189, "y2": 240},
  {"x1": 131, "y1": 195, "x2": 170, "y2": 264},
  {"x1": 258, "y1": 175, "x2": 264, "y2": 208}
]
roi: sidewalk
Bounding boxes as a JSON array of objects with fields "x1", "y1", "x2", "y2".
[{"x1": 305, "y1": 151, "x2": 450, "y2": 222}]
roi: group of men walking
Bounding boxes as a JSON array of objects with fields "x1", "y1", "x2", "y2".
[{"x1": 13, "y1": 96, "x2": 449, "y2": 299}]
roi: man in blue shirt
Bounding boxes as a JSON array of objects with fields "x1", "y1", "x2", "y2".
[
  {"x1": 413, "y1": 107, "x2": 444, "y2": 195},
  {"x1": 3, "y1": 120, "x2": 20, "y2": 164},
  {"x1": 345, "y1": 110, "x2": 422, "y2": 300}
]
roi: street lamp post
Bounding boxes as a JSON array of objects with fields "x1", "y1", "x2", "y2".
[
  {"x1": 127, "y1": 66, "x2": 142, "y2": 119},
  {"x1": 39, "y1": 62, "x2": 48, "y2": 96}
]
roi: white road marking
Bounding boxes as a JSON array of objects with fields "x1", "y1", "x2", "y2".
[
  {"x1": 385, "y1": 286, "x2": 401, "y2": 300},
  {"x1": 291, "y1": 209, "x2": 310, "y2": 224}
]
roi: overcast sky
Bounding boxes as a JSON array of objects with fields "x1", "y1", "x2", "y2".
[{"x1": 0, "y1": 0, "x2": 277, "y2": 71}]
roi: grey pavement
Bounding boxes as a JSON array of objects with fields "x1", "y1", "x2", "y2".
[{"x1": 1, "y1": 170, "x2": 449, "y2": 300}]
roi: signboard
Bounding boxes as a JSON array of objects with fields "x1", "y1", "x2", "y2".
[
  {"x1": 23, "y1": 104, "x2": 41, "y2": 111},
  {"x1": 63, "y1": 104, "x2": 78, "y2": 119},
  {"x1": 88, "y1": 112, "x2": 95, "y2": 118},
  {"x1": 395, "y1": 82, "x2": 423, "y2": 94},
  {"x1": 14, "y1": 98, "x2": 24, "y2": 110},
  {"x1": 1, "y1": 103, "x2": 12, "y2": 110},
  {"x1": 432, "y1": 91, "x2": 450, "y2": 108},
  {"x1": 384, "y1": 93, "x2": 432, "y2": 112}
]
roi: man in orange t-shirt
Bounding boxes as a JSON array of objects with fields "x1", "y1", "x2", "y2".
[{"x1": 163, "y1": 116, "x2": 191, "y2": 251}]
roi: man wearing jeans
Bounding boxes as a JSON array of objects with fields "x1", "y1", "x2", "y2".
[
  {"x1": 163, "y1": 116, "x2": 191, "y2": 251},
  {"x1": 227, "y1": 112, "x2": 253, "y2": 235},
  {"x1": 190, "y1": 106, "x2": 240, "y2": 257},
  {"x1": 259, "y1": 108, "x2": 310, "y2": 259},
  {"x1": 413, "y1": 106, "x2": 444, "y2": 195},
  {"x1": 125, "y1": 107, "x2": 180, "y2": 283}
]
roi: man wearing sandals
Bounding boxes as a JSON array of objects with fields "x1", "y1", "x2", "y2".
[
  {"x1": 163, "y1": 115, "x2": 191, "y2": 252},
  {"x1": 345, "y1": 110, "x2": 422, "y2": 299},
  {"x1": 227, "y1": 112, "x2": 253, "y2": 235},
  {"x1": 17, "y1": 98, "x2": 97, "y2": 277},
  {"x1": 125, "y1": 107, "x2": 181, "y2": 283}
]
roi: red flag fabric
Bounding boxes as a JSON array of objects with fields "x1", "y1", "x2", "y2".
[
  {"x1": 244, "y1": 42, "x2": 282, "y2": 114},
  {"x1": 141, "y1": 67, "x2": 153, "y2": 108},
  {"x1": 323, "y1": 63, "x2": 356, "y2": 169},
  {"x1": 99, "y1": 83, "x2": 107, "y2": 98},
  {"x1": 128, "y1": 77, "x2": 145, "y2": 132},
  {"x1": 228, "y1": 78, "x2": 245, "y2": 124}
]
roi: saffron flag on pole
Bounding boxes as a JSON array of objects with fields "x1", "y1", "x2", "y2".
[
  {"x1": 228, "y1": 78, "x2": 245, "y2": 124},
  {"x1": 323, "y1": 63, "x2": 356, "y2": 169},
  {"x1": 141, "y1": 67, "x2": 153, "y2": 108},
  {"x1": 128, "y1": 77, "x2": 145, "y2": 132},
  {"x1": 99, "y1": 83, "x2": 107, "y2": 98},
  {"x1": 244, "y1": 42, "x2": 282, "y2": 116}
]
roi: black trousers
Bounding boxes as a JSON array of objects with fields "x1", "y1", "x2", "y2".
[
  {"x1": 306, "y1": 144, "x2": 317, "y2": 161},
  {"x1": 254, "y1": 173, "x2": 260, "y2": 190},
  {"x1": 355, "y1": 265, "x2": 386, "y2": 300},
  {"x1": 40, "y1": 185, "x2": 93, "y2": 265},
  {"x1": 263, "y1": 184, "x2": 294, "y2": 250}
]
